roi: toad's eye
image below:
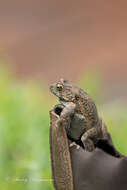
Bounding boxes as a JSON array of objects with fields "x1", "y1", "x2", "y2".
[{"x1": 56, "y1": 83, "x2": 63, "y2": 91}]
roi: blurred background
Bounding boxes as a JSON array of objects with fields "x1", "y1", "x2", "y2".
[{"x1": 0, "y1": 0, "x2": 127, "y2": 189}]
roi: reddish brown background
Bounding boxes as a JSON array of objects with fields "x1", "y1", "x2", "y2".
[{"x1": 0, "y1": 0, "x2": 127, "y2": 99}]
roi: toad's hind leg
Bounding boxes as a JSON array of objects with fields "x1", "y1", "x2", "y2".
[
  {"x1": 81, "y1": 127, "x2": 98, "y2": 152},
  {"x1": 101, "y1": 118, "x2": 108, "y2": 139},
  {"x1": 84, "y1": 139, "x2": 95, "y2": 152}
]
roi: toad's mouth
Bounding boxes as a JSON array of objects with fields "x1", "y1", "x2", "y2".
[
  {"x1": 59, "y1": 97, "x2": 66, "y2": 101},
  {"x1": 59, "y1": 97, "x2": 69, "y2": 105}
]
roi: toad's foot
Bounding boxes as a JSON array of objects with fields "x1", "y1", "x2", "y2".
[
  {"x1": 56, "y1": 118, "x2": 66, "y2": 127},
  {"x1": 82, "y1": 139, "x2": 95, "y2": 152},
  {"x1": 69, "y1": 142, "x2": 80, "y2": 149},
  {"x1": 56, "y1": 117, "x2": 71, "y2": 131}
]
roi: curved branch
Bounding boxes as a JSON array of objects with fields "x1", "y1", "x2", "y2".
[{"x1": 49, "y1": 109, "x2": 74, "y2": 190}]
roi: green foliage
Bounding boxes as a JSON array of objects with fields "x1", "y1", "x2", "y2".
[
  {"x1": 0, "y1": 64, "x2": 126, "y2": 190},
  {"x1": 0, "y1": 64, "x2": 54, "y2": 190},
  {"x1": 100, "y1": 101, "x2": 127, "y2": 155}
]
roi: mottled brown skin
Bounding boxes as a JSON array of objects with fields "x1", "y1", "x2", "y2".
[{"x1": 50, "y1": 78, "x2": 108, "y2": 152}]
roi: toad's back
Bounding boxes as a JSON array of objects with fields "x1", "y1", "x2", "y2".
[{"x1": 74, "y1": 88, "x2": 100, "y2": 130}]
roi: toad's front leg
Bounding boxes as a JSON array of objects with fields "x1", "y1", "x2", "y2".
[{"x1": 56, "y1": 102, "x2": 76, "y2": 127}]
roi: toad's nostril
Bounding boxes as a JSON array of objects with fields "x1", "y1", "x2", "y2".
[{"x1": 50, "y1": 85, "x2": 53, "y2": 91}]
